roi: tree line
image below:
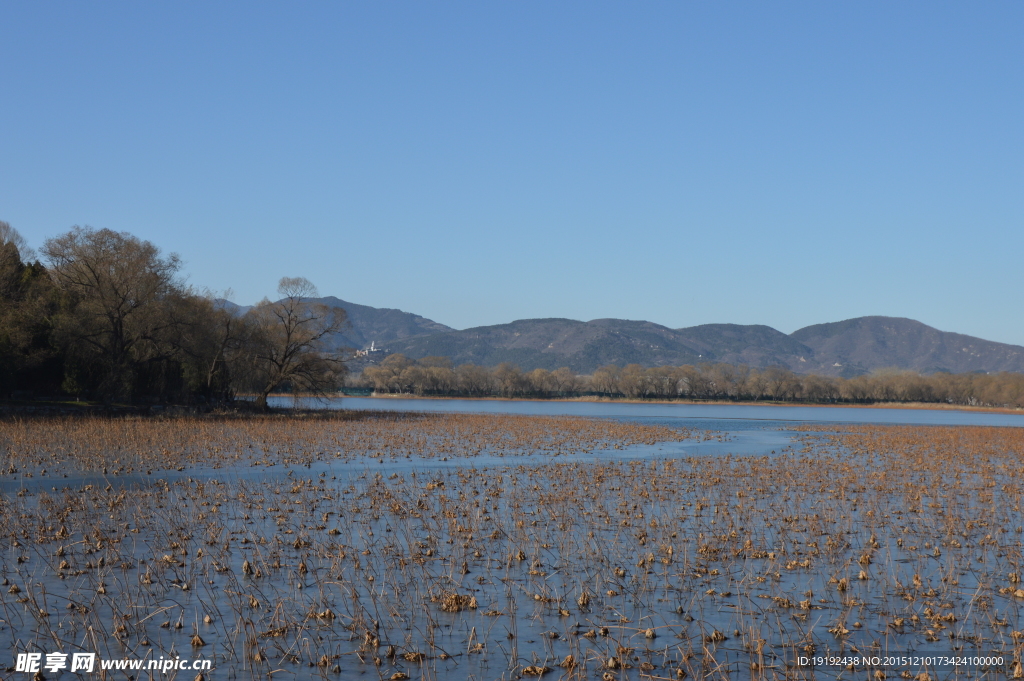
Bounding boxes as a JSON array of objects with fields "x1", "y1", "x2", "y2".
[
  {"x1": 5, "y1": 221, "x2": 1022, "y2": 410},
  {"x1": 0, "y1": 222, "x2": 346, "y2": 408},
  {"x1": 357, "y1": 354, "x2": 1024, "y2": 408}
]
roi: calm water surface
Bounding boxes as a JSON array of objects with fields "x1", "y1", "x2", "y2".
[{"x1": 274, "y1": 395, "x2": 1024, "y2": 427}]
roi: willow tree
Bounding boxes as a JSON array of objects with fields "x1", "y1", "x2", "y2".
[{"x1": 242, "y1": 277, "x2": 348, "y2": 409}]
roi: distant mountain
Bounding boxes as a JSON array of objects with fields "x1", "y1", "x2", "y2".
[
  {"x1": 385, "y1": 318, "x2": 706, "y2": 372},
  {"x1": 217, "y1": 297, "x2": 1024, "y2": 376},
  {"x1": 388, "y1": 315, "x2": 1024, "y2": 376},
  {"x1": 791, "y1": 316, "x2": 1024, "y2": 376},
  {"x1": 386, "y1": 318, "x2": 818, "y2": 373},
  {"x1": 674, "y1": 324, "x2": 815, "y2": 369},
  {"x1": 213, "y1": 299, "x2": 251, "y2": 316},
  {"x1": 214, "y1": 296, "x2": 452, "y2": 352},
  {"x1": 315, "y1": 297, "x2": 453, "y2": 350}
]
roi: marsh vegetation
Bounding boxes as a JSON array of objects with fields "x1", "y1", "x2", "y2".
[{"x1": 0, "y1": 411, "x2": 1022, "y2": 679}]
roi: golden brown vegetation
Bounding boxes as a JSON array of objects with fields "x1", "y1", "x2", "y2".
[
  {"x1": 0, "y1": 412, "x2": 696, "y2": 473},
  {"x1": 0, "y1": 415, "x2": 1022, "y2": 679}
]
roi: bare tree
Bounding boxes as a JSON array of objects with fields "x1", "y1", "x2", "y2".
[
  {"x1": 363, "y1": 354, "x2": 413, "y2": 393},
  {"x1": 705, "y1": 363, "x2": 748, "y2": 400},
  {"x1": 42, "y1": 226, "x2": 187, "y2": 399},
  {"x1": 417, "y1": 356, "x2": 455, "y2": 394},
  {"x1": 618, "y1": 364, "x2": 649, "y2": 398},
  {"x1": 455, "y1": 363, "x2": 492, "y2": 395},
  {"x1": 647, "y1": 366, "x2": 682, "y2": 398},
  {"x1": 801, "y1": 374, "x2": 838, "y2": 403},
  {"x1": 527, "y1": 368, "x2": 552, "y2": 395},
  {"x1": 493, "y1": 362, "x2": 527, "y2": 397},
  {"x1": 762, "y1": 366, "x2": 798, "y2": 401},
  {"x1": 174, "y1": 293, "x2": 249, "y2": 402},
  {"x1": 746, "y1": 370, "x2": 770, "y2": 401},
  {"x1": 550, "y1": 367, "x2": 579, "y2": 395},
  {"x1": 590, "y1": 364, "x2": 621, "y2": 395},
  {"x1": 242, "y1": 277, "x2": 347, "y2": 409},
  {"x1": 0, "y1": 220, "x2": 34, "y2": 268}
]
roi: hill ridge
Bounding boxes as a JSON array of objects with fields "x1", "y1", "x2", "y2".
[
  {"x1": 221, "y1": 298, "x2": 1024, "y2": 376},
  {"x1": 383, "y1": 314, "x2": 1024, "y2": 376}
]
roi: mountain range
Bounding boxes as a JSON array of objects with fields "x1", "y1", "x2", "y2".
[
  {"x1": 218, "y1": 298, "x2": 1024, "y2": 377},
  {"x1": 215, "y1": 296, "x2": 453, "y2": 351}
]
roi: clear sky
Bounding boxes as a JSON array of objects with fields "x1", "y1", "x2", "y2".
[{"x1": 2, "y1": 3, "x2": 1022, "y2": 344}]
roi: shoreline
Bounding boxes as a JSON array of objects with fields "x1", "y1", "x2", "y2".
[
  {"x1": 299, "y1": 392, "x2": 1024, "y2": 416},
  {"x1": 8, "y1": 394, "x2": 1018, "y2": 419}
]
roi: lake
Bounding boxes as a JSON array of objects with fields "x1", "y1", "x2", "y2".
[{"x1": 274, "y1": 395, "x2": 1024, "y2": 427}]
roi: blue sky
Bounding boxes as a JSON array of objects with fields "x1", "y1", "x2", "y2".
[{"x1": 2, "y1": 3, "x2": 1022, "y2": 343}]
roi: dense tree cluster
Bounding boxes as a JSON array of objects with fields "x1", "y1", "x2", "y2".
[
  {"x1": 0, "y1": 222, "x2": 346, "y2": 407},
  {"x1": 358, "y1": 355, "x2": 1024, "y2": 408}
]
